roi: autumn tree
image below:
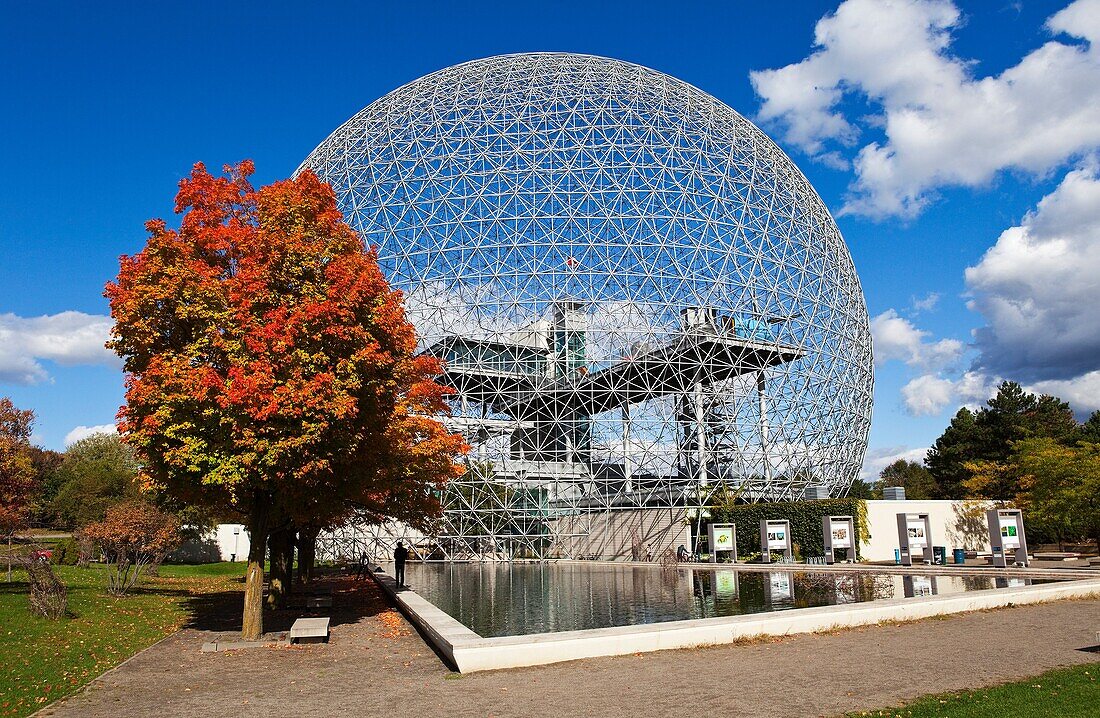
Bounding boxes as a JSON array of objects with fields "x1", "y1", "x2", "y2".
[
  {"x1": 1, "y1": 398, "x2": 36, "y2": 581},
  {"x1": 51, "y1": 433, "x2": 141, "y2": 529},
  {"x1": 927, "y1": 382, "x2": 1079, "y2": 498},
  {"x1": 1014, "y1": 439, "x2": 1100, "y2": 549},
  {"x1": 25, "y1": 446, "x2": 63, "y2": 527},
  {"x1": 107, "y1": 162, "x2": 466, "y2": 638},
  {"x1": 82, "y1": 500, "x2": 180, "y2": 595}
]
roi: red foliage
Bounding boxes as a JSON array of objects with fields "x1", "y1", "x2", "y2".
[
  {"x1": 105, "y1": 161, "x2": 467, "y2": 529},
  {"x1": 0, "y1": 398, "x2": 36, "y2": 535},
  {"x1": 82, "y1": 500, "x2": 180, "y2": 595}
]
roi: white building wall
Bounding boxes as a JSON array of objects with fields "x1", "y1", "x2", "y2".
[
  {"x1": 200, "y1": 500, "x2": 997, "y2": 565},
  {"x1": 213, "y1": 523, "x2": 250, "y2": 562},
  {"x1": 860, "y1": 500, "x2": 994, "y2": 562}
]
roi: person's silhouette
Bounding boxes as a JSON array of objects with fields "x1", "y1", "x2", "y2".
[{"x1": 394, "y1": 541, "x2": 409, "y2": 587}]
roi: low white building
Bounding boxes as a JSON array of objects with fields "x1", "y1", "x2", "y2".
[
  {"x1": 212, "y1": 523, "x2": 250, "y2": 562},
  {"x1": 189, "y1": 499, "x2": 999, "y2": 565},
  {"x1": 859, "y1": 499, "x2": 994, "y2": 562},
  {"x1": 172, "y1": 523, "x2": 250, "y2": 563}
]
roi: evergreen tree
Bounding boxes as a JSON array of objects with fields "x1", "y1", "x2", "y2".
[
  {"x1": 877, "y1": 459, "x2": 937, "y2": 499},
  {"x1": 926, "y1": 407, "x2": 983, "y2": 498},
  {"x1": 1077, "y1": 410, "x2": 1100, "y2": 443},
  {"x1": 927, "y1": 382, "x2": 1085, "y2": 499},
  {"x1": 846, "y1": 478, "x2": 875, "y2": 499}
]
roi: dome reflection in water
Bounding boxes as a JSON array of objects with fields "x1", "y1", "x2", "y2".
[{"x1": 401, "y1": 563, "x2": 1042, "y2": 637}]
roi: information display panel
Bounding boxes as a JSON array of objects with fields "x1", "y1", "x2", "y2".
[
  {"x1": 830, "y1": 520, "x2": 851, "y2": 548},
  {"x1": 759, "y1": 519, "x2": 793, "y2": 563},
  {"x1": 896, "y1": 513, "x2": 934, "y2": 566},
  {"x1": 708, "y1": 523, "x2": 738, "y2": 563},
  {"x1": 999, "y1": 517, "x2": 1020, "y2": 549},
  {"x1": 906, "y1": 520, "x2": 928, "y2": 548},
  {"x1": 986, "y1": 509, "x2": 1028, "y2": 567},
  {"x1": 766, "y1": 526, "x2": 787, "y2": 550}
]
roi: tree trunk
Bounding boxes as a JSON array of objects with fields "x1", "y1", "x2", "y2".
[
  {"x1": 267, "y1": 528, "x2": 293, "y2": 609},
  {"x1": 281, "y1": 530, "x2": 296, "y2": 600},
  {"x1": 297, "y1": 526, "x2": 319, "y2": 586},
  {"x1": 242, "y1": 507, "x2": 269, "y2": 641}
]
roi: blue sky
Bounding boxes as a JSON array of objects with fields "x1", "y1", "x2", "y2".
[{"x1": 2, "y1": 0, "x2": 1099, "y2": 479}]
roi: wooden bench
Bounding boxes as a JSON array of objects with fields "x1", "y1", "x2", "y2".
[{"x1": 290, "y1": 617, "x2": 330, "y2": 644}]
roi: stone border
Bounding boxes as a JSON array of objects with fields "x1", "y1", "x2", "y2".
[{"x1": 371, "y1": 566, "x2": 1100, "y2": 673}]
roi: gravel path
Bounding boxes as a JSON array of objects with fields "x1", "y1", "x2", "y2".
[{"x1": 37, "y1": 577, "x2": 1100, "y2": 718}]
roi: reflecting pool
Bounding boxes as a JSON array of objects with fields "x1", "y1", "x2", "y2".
[{"x1": 402, "y1": 562, "x2": 1048, "y2": 637}]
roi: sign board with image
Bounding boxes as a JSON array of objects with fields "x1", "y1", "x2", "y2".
[
  {"x1": 759, "y1": 519, "x2": 793, "y2": 563},
  {"x1": 822, "y1": 515, "x2": 856, "y2": 564},
  {"x1": 713, "y1": 527, "x2": 734, "y2": 550},
  {"x1": 986, "y1": 509, "x2": 1028, "y2": 567},
  {"x1": 999, "y1": 518, "x2": 1020, "y2": 549},
  {"x1": 906, "y1": 520, "x2": 928, "y2": 548},
  {"x1": 896, "y1": 513, "x2": 934, "y2": 566},
  {"x1": 830, "y1": 521, "x2": 851, "y2": 548},
  {"x1": 708, "y1": 523, "x2": 738, "y2": 563}
]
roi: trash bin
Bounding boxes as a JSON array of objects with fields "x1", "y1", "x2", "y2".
[
  {"x1": 953, "y1": 548, "x2": 966, "y2": 565},
  {"x1": 933, "y1": 546, "x2": 947, "y2": 565},
  {"x1": 894, "y1": 548, "x2": 901, "y2": 565}
]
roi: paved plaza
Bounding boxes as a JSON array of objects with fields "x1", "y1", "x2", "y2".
[{"x1": 37, "y1": 575, "x2": 1100, "y2": 718}]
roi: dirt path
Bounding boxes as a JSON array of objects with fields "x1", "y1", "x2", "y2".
[{"x1": 38, "y1": 578, "x2": 1100, "y2": 718}]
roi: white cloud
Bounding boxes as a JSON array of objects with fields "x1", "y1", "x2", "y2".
[
  {"x1": 860, "y1": 445, "x2": 928, "y2": 482},
  {"x1": 0, "y1": 311, "x2": 118, "y2": 385},
  {"x1": 751, "y1": 0, "x2": 1100, "y2": 218},
  {"x1": 870, "y1": 309, "x2": 963, "y2": 369},
  {"x1": 1028, "y1": 370, "x2": 1100, "y2": 415},
  {"x1": 64, "y1": 423, "x2": 117, "y2": 447},
  {"x1": 900, "y1": 374, "x2": 955, "y2": 416},
  {"x1": 911, "y1": 292, "x2": 940, "y2": 313},
  {"x1": 900, "y1": 370, "x2": 998, "y2": 416},
  {"x1": 966, "y1": 164, "x2": 1100, "y2": 382}
]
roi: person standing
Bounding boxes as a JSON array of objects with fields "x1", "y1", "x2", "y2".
[{"x1": 394, "y1": 541, "x2": 409, "y2": 587}]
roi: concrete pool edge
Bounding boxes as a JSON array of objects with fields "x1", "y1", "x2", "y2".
[{"x1": 371, "y1": 568, "x2": 1100, "y2": 673}]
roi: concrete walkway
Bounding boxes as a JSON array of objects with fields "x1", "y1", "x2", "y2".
[{"x1": 37, "y1": 578, "x2": 1100, "y2": 718}]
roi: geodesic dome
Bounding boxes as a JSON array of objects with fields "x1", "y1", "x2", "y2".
[{"x1": 299, "y1": 53, "x2": 872, "y2": 556}]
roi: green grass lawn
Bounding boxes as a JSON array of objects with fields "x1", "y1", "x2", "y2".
[
  {"x1": 0, "y1": 562, "x2": 245, "y2": 718},
  {"x1": 851, "y1": 663, "x2": 1099, "y2": 717}
]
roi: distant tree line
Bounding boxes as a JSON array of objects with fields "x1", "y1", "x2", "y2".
[{"x1": 849, "y1": 381, "x2": 1100, "y2": 547}]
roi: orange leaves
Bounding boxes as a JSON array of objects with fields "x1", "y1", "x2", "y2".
[
  {"x1": 0, "y1": 398, "x2": 36, "y2": 535},
  {"x1": 82, "y1": 500, "x2": 180, "y2": 558},
  {"x1": 378, "y1": 609, "x2": 411, "y2": 639},
  {"x1": 106, "y1": 161, "x2": 467, "y2": 530}
]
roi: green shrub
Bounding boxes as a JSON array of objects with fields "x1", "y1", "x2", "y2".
[
  {"x1": 710, "y1": 497, "x2": 868, "y2": 560},
  {"x1": 51, "y1": 538, "x2": 79, "y2": 566}
]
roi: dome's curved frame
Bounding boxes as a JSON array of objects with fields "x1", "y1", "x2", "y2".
[{"x1": 300, "y1": 53, "x2": 873, "y2": 560}]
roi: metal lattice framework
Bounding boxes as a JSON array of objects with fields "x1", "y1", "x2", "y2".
[{"x1": 299, "y1": 53, "x2": 873, "y2": 561}]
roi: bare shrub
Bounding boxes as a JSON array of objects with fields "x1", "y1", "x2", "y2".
[
  {"x1": 26, "y1": 555, "x2": 68, "y2": 619},
  {"x1": 82, "y1": 501, "x2": 180, "y2": 596}
]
